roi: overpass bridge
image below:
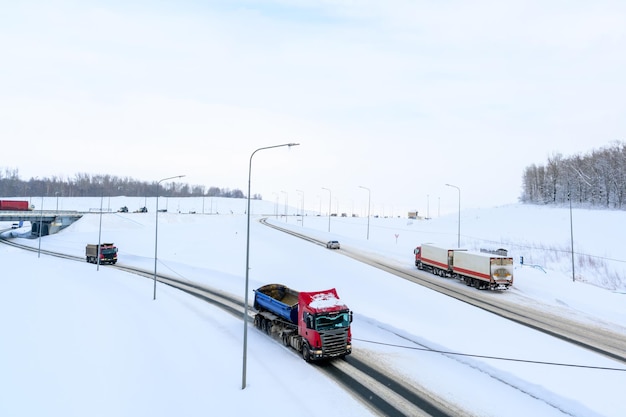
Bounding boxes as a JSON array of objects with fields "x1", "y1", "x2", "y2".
[{"x1": 0, "y1": 211, "x2": 83, "y2": 236}]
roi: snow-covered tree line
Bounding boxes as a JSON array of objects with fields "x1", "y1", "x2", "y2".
[
  {"x1": 0, "y1": 170, "x2": 249, "y2": 199},
  {"x1": 520, "y1": 141, "x2": 626, "y2": 208}
]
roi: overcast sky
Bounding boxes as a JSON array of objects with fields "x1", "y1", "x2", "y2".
[{"x1": 2, "y1": 1, "x2": 624, "y2": 216}]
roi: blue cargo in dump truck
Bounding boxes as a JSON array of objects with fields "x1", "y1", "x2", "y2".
[{"x1": 253, "y1": 284, "x2": 299, "y2": 324}]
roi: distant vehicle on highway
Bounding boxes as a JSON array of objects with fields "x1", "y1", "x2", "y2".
[
  {"x1": 0, "y1": 200, "x2": 31, "y2": 211},
  {"x1": 326, "y1": 240, "x2": 340, "y2": 249}
]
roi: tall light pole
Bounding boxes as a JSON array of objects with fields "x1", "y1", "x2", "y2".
[
  {"x1": 358, "y1": 185, "x2": 370, "y2": 240},
  {"x1": 281, "y1": 190, "x2": 288, "y2": 222},
  {"x1": 243, "y1": 142, "x2": 299, "y2": 390},
  {"x1": 445, "y1": 183, "x2": 461, "y2": 247},
  {"x1": 322, "y1": 187, "x2": 331, "y2": 232},
  {"x1": 97, "y1": 193, "x2": 104, "y2": 271},
  {"x1": 154, "y1": 174, "x2": 185, "y2": 300},
  {"x1": 296, "y1": 189, "x2": 304, "y2": 227},
  {"x1": 272, "y1": 192, "x2": 278, "y2": 219},
  {"x1": 37, "y1": 194, "x2": 43, "y2": 258},
  {"x1": 568, "y1": 188, "x2": 575, "y2": 282}
]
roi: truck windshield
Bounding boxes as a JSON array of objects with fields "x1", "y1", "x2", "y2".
[
  {"x1": 315, "y1": 312, "x2": 350, "y2": 331},
  {"x1": 101, "y1": 249, "x2": 117, "y2": 255}
]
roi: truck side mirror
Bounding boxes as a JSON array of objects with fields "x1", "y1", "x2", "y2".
[
  {"x1": 306, "y1": 315, "x2": 314, "y2": 329},
  {"x1": 349, "y1": 311, "x2": 353, "y2": 323}
]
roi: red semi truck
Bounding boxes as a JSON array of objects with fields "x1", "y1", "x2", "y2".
[
  {"x1": 0, "y1": 200, "x2": 31, "y2": 211},
  {"x1": 253, "y1": 284, "x2": 352, "y2": 362},
  {"x1": 415, "y1": 243, "x2": 514, "y2": 290}
]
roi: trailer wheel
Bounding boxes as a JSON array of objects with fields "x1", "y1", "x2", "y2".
[
  {"x1": 282, "y1": 334, "x2": 289, "y2": 346},
  {"x1": 302, "y1": 344, "x2": 311, "y2": 362}
]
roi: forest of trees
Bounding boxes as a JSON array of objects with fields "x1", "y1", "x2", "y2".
[
  {"x1": 0, "y1": 169, "x2": 257, "y2": 200},
  {"x1": 520, "y1": 141, "x2": 626, "y2": 209}
]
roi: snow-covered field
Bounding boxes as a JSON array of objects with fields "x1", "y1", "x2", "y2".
[{"x1": 1, "y1": 197, "x2": 625, "y2": 417}]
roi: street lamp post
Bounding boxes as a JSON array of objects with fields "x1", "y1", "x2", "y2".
[
  {"x1": 568, "y1": 188, "x2": 575, "y2": 282},
  {"x1": 445, "y1": 183, "x2": 461, "y2": 247},
  {"x1": 272, "y1": 192, "x2": 278, "y2": 219},
  {"x1": 358, "y1": 185, "x2": 370, "y2": 240},
  {"x1": 154, "y1": 174, "x2": 185, "y2": 300},
  {"x1": 296, "y1": 189, "x2": 304, "y2": 227},
  {"x1": 322, "y1": 187, "x2": 331, "y2": 232},
  {"x1": 243, "y1": 142, "x2": 299, "y2": 390},
  {"x1": 37, "y1": 195, "x2": 43, "y2": 258},
  {"x1": 97, "y1": 193, "x2": 104, "y2": 271},
  {"x1": 281, "y1": 190, "x2": 288, "y2": 222}
]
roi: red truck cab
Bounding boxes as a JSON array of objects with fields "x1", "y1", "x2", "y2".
[{"x1": 298, "y1": 289, "x2": 352, "y2": 361}]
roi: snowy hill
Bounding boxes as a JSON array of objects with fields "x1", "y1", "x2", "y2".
[{"x1": 1, "y1": 197, "x2": 625, "y2": 416}]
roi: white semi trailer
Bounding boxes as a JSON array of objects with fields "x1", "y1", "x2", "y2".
[
  {"x1": 452, "y1": 250, "x2": 514, "y2": 290},
  {"x1": 414, "y1": 244, "x2": 514, "y2": 290}
]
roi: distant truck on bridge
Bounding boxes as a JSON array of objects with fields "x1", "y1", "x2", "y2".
[{"x1": 0, "y1": 200, "x2": 32, "y2": 211}]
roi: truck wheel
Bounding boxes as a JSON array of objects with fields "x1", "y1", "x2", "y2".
[{"x1": 302, "y1": 344, "x2": 311, "y2": 362}]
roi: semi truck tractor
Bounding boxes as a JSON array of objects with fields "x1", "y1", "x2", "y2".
[
  {"x1": 253, "y1": 283, "x2": 352, "y2": 362},
  {"x1": 452, "y1": 250, "x2": 514, "y2": 290},
  {"x1": 85, "y1": 243, "x2": 118, "y2": 265},
  {"x1": 414, "y1": 244, "x2": 513, "y2": 290}
]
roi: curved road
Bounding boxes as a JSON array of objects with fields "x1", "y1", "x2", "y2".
[
  {"x1": 260, "y1": 218, "x2": 626, "y2": 365},
  {"x1": 0, "y1": 235, "x2": 466, "y2": 416}
]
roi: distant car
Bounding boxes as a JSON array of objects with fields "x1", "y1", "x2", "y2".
[
  {"x1": 11, "y1": 223, "x2": 19, "y2": 229},
  {"x1": 326, "y1": 240, "x2": 340, "y2": 249}
]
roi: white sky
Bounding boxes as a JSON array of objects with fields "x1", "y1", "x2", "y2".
[{"x1": 2, "y1": 1, "x2": 625, "y2": 216}]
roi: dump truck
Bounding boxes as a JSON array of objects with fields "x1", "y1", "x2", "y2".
[
  {"x1": 253, "y1": 283, "x2": 352, "y2": 362},
  {"x1": 85, "y1": 243, "x2": 118, "y2": 265}
]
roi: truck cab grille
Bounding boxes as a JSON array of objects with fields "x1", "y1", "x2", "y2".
[{"x1": 319, "y1": 328, "x2": 348, "y2": 356}]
